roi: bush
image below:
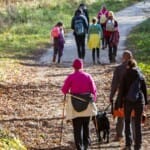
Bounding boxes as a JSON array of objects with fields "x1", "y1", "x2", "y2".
[{"x1": 0, "y1": 130, "x2": 27, "y2": 150}]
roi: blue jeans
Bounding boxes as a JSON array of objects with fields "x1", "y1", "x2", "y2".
[{"x1": 124, "y1": 101, "x2": 144, "y2": 149}]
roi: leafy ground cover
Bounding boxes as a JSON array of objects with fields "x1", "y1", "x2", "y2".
[
  {"x1": 0, "y1": 0, "x2": 142, "y2": 60},
  {"x1": 0, "y1": 63, "x2": 149, "y2": 150},
  {"x1": 0, "y1": 0, "x2": 149, "y2": 149}
]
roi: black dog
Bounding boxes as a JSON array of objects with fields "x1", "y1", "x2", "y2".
[{"x1": 92, "y1": 111, "x2": 110, "y2": 143}]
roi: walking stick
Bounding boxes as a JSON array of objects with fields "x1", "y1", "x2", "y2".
[
  {"x1": 111, "y1": 101, "x2": 114, "y2": 115},
  {"x1": 60, "y1": 95, "x2": 66, "y2": 146}
]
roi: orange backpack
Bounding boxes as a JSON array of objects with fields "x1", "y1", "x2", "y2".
[{"x1": 51, "y1": 26, "x2": 60, "y2": 38}]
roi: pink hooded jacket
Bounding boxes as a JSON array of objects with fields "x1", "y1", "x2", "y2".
[
  {"x1": 97, "y1": 7, "x2": 109, "y2": 20},
  {"x1": 61, "y1": 59, "x2": 97, "y2": 101}
]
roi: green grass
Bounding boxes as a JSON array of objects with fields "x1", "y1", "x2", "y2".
[
  {"x1": 126, "y1": 18, "x2": 150, "y2": 93},
  {"x1": 0, "y1": 129, "x2": 27, "y2": 150},
  {"x1": 0, "y1": 0, "x2": 142, "y2": 59}
]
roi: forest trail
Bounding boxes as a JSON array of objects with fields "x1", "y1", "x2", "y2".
[{"x1": 0, "y1": 1, "x2": 149, "y2": 150}]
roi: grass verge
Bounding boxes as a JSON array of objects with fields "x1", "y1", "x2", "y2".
[{"x1": 0, "y1": 0, "x2": 142, "y2": 59}]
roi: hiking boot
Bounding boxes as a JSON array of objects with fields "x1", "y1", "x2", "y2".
[
  {"x1": 97, "y1": 60, "x2": 101, "y2": 64},
  {"x1": 52, "y1": 55, "x2": 56, "y2": 63},
  {"x1": 112, "y1": 55, "x2": 116, "y2": 63},
  {"x1": 113, "y1": 136, "x2": 123, "y2": 142},
  {"x1": 122, "y1": 146, "x2": 132, "y2": 150},
  {"x1": 102, "y1": 45, "x2": 107, "y2": 50},
  {"x1": 57, "y1": 58, "x2": 61, "y2": 64},
  {"x1": 109, "y1": 59, "x2": 113, "y2": 63}
]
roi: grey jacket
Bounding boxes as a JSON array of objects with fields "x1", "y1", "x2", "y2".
[{"x1": 110, "y1": 62, "x2": 127, "y2": 108}]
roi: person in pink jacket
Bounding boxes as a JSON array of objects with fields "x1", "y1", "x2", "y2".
[{"x1": 61, "y1": 58, "x2": 97, "y2": 150}]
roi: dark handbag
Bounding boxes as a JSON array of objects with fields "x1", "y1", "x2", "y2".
[{"x1": 71, "y1": 93, "x2": 93, "y2": 112}]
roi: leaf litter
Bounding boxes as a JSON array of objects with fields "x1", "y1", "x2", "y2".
[{"x1": 0, "y1": 60, "x2": 149, "y2": 149}]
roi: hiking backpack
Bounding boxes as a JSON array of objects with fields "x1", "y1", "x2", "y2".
[
  {"x1": 51, "y1": 26, "x2": 60, "y2": 38},
  {"x1": 106, "y1": 20, "x2": 115, "y2": 31},
  {"x1": 74, "y1": 18, "x2": 85, "y2": 35},
  {"x1": 100, "y1": 12, "x2": 107, "y2": 24},
  {"x1": 126, "y1": 77, "x2": 144, "y2": 103}
]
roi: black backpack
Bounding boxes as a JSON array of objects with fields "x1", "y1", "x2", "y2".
[
  {"x1": 126, "y1": 77, "x2": 144, "y2": 103},
  {"x1": 74, "y1": 18, "x2": 85, "y2": 35}
]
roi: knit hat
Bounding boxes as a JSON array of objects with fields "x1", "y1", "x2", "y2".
[{"x1": 72, "y1": 59, "x2": 83, "y2": 69}]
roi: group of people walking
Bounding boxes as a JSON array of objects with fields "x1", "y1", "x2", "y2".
[
  {"x1": 50, "y1": 3, "x2": 119, "y2": 65},
  {"x1": 61, "y1": 52, "x2": 148, "y2": 150},
  {"x1": 50, "y1": 3, "x2": 148, "y2": 150},
  {"x1": 71, "y1": 4, "x2": 119, "y2": 64}
]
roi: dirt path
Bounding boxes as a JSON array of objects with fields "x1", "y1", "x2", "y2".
[{"x1": 0, "y1": 1, "x2": 150, "y2": 150}]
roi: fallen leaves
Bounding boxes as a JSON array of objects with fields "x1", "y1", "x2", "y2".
[{"x1": 0, "y1": 61, "x2": 149, "y2": 149}]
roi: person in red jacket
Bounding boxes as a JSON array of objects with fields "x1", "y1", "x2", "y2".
[{"x1": 105, "y1": 11, "x2": 119, "y2": 63}]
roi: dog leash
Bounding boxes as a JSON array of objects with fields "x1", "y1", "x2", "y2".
[{"x1": 104, "y1": 103, "x2": 111, "y2": 112}]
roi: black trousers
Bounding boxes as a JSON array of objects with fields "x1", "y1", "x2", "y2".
[
  {"x1": 101, "y1": 24, "x2": 106, "y2": 48},
  {"x1": 92, "y1": 48, "x2": 100, "y2": 64},
  {"x1": 105, "y1": 36, "x2": 117, "y2": 62},
  {"x1": 74, "y1": 34, "x2": 86, "y2": 59},
  {"x1": 108, "y1": 44, "x2": 117, "y2": 62},
  {"x1": 124, "y1": 101, "x2": 144, "y2": 149},
  {"x1": 53, "y1": 38, "x2": 62, "y2": 63},
  {"x1": 72, "y1": 117, "x2": 90, "y2": 150}
]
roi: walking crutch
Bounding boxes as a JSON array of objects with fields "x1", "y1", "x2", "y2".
[{"x1": 60, "y1": 95, "x2": 66, "y2": 146}]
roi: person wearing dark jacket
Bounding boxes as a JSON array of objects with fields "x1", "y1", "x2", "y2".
[
  {"x1": 109, "y1": 50, "x2": 133, "y2": 141},
  {"x1": 71, "y1": 9, "x2": 88, "y2": 60},
  {"x1": 78, "y1": 3, "x2": 89, "y2": 27},
  {"x1": 120, "y1": 59, "x2": 148, "y2": 150}
]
